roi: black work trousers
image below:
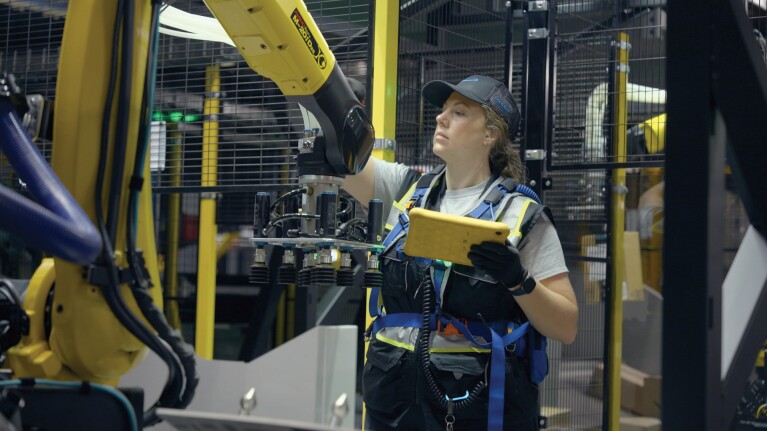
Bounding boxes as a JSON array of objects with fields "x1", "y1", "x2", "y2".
[{"x1": 363, "y1": 340, "x2": 540, "y2": 431}]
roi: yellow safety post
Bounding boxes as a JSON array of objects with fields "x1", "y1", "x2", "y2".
[
  {"x1": 370, "y1": 0, "x2": 399, "y2": 164},
  {"x1": 363, "y1": 1, "x2": 400, "y2": 427},
  {"x1": 195, "y1": 64, "x2": 220, "y2": 359},
  {"x1": 607, "y1": 32, "x2": 630, "y2": 431},
  {"x1": 164, "y1": 124, "x2": 183, "y2": 330},
  {"x1": 287, "y1": 284, "x2": 297, "y2": 340},
  {"x1": 275, "y1": 289, "x2": 287, "y2": 346}
]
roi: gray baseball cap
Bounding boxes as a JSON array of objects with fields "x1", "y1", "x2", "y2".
[{"x1": 422, "y1": 75, "x2": 521, "y2": 136}]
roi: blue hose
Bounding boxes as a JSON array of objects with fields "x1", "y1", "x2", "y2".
[
  {"x1": 515, "y1": 184, "x2": 542, "y2": 204},
  {"x1": 0, "y1": 99, "x2": 101, "y2": 264}
]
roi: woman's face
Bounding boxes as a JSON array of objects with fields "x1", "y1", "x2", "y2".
[{"x1": 433, "y1": 92, "x2": 490, "y2": 164}]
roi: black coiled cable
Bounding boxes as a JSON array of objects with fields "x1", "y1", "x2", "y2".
[
  {"x1": 269, "y1": 187, "x2": 307, "y2": 219},
  {"x1": 417, "y1": 272, "x2": 485, "y2": 412}
]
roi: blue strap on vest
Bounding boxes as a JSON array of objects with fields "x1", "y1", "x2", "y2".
[
  {"x1": 371, "y1": 175, "x2": 436, "y2": 319},
  {"x1": 466, "y1": 179, "x2": 541, "y2": 221},
  {"x1": 371, "y1": 171, "x2": 546, "y2": 431}
]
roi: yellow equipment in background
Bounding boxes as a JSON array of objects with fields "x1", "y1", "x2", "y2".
[
  {"x1": 628, "y1": 113, "x2": 667, "y2": 293},
  {"x1": 637, "y1": 113, "x2": 666, "y2": 155}
]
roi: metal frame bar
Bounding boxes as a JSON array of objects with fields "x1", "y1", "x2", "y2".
[
  {"x1": 363, "y1": 0, "x2": 400, "y2": 424},
  {"x1": 195, "y1": 64, "x2": 221, "y2": 359},
  {"x1": 664, "y1": 0, "x2": 724, "y2": 428},
  {"x1": 600, "y1": 7, "x2": 622, "y2": 428},
  {"x1": 520, "y1": 0, "x2": 555, "y2": 197},
  {"x1": 605, "y1": 32, "x2": 630, "y2": 431},
  {"x1": 551, "y1": 160, "x2": 665, "y2": 171}
]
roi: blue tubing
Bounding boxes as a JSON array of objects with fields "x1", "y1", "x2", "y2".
[{"x1": 0, "y1": 99, "x2": 101, "y2": 264}]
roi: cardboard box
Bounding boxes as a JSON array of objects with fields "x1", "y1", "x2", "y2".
[
  {"x1": 589, "y1": 362, "x2": 661, "y2": 418},
  {"x1": 580, "y1": 234, "x2": 604, "y2": 304},
  {"x1": 623, "y1": 231, "x2": 645, "y2": 301},
  {"x1": 579, "y1": 232, "x2": 645, "y2": 304}
]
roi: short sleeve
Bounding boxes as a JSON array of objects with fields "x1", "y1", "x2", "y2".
[
  {"x1": 372, "y1": 158, "x2": 417, "y2": 214},
  {"x1": 518, "y1": 213, "x2": 569, "y2": 281}
]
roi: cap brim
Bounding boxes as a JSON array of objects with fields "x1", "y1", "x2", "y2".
[{"x1": 422, "y1": 80, "x2": 486, "y2": 108}]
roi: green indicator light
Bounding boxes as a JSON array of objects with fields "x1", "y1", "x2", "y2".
[{"x1": 168, "y1": 111, "x2": 184, "y2": 123}]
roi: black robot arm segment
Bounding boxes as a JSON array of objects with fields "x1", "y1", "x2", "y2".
[{"x1": 293, "y1": 65, "x2": 374, "y2": 177}]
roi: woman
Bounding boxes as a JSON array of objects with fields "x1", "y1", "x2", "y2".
[{"x1": 343, "y1": 75, "x2": 577, "y2": 431}]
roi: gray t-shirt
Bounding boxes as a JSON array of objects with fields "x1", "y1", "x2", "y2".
[{"x1": 372, "y1": 158, "x2": 568, "y2": 280}]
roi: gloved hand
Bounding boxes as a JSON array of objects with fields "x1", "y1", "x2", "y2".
[{"x1": 468, "y1": 241, "x2": 528, "y2": 287}]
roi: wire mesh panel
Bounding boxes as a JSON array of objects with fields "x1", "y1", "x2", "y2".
[
  {"x1": 550, "y1": 1, "x2": 669, "y2": 427},
  {"x1": 553, "y1": 1, "x2": 666, "y2": 168},
  {"x1": 396, "y1": 0, "x2": 511, "y2": 170},
  {"x1": 552, "y1": 1, "x2": 614, "y2": 169},
  {"x1": 0, "y1": 1, "x2": 64, "y2": 94},
  {"x1": 153, "y1": 1, "x2": 369, "y2": 193},
  {"x1": 152, "y1": 1, "x2": 301, "y2": 228},
  {"x1": 152, "y1": 0, "x2": 370, "y2": 226}
]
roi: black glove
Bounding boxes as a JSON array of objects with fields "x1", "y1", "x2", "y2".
[{"x1": 468, "y1": 241, "x2": 528, "y2": 287}]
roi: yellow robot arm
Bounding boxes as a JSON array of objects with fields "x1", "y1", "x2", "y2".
[
  {"x1": 628, "y1": 113, "x2": 666, "y2": 156},
  {"x1": 6, "y1": 2, "x2": 197, "y2": 427},
  {"x1": 7, "y1": 0, "x2": 157, "y2": 384},
  {"x1": 638, "y1": 113, "x2": 666, "y2": 155},
  {"x1": 205, "y1": 0, "x2": 334, "y2": 96}
]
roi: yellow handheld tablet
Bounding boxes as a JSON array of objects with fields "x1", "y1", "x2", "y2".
[{"x1": 402, "y1": 208, "x2": 510, "y2": 266}]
